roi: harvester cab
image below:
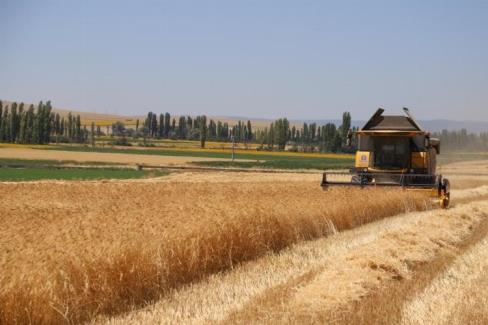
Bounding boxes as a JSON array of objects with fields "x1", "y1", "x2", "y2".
[{"x1": 321, "y1": 108, "x2": 450, "y2": 208}]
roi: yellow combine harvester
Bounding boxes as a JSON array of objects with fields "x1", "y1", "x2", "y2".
[{"x1": 321, "y1": 108, "x2": 450, "y2": 208}]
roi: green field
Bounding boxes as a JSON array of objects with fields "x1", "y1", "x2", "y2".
[
  {"x1": 41, "y1": 145, "x2": 355, "y2": 170},
  {"x1": 192, "y1": 158, "x2": 353, "y2": 170},
  {"x1": 43, "y1": 145, "x2": 280, "y2": 159},
  {"x1": 0, "y1": 165, "x2": 167, "y2": 181},
  {"x1": 0, "y1": 158, "x2": 123, "y2": 168}
]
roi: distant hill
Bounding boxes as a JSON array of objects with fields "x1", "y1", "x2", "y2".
[
  {"x1": 415, "y1": 119, "x2": 488, "y2": 133},
  {"x1": 2, "y1": 99, "x2": 488, "y2": 132}
]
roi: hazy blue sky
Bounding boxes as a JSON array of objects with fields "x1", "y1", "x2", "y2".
[{"x1": 1, "y1": 0, "x2": 487, "y2": 120}]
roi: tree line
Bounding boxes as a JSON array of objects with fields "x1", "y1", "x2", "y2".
[
  {"x1": 0, "y1": 101, "x2": 86, "y2": 144},
  {"x1": 127, "y1": 112, "x2": 253, "y2": 142},
  {"x1": 0, "y1": 102, "x2": 355, "y2": 152},
  {"x1": 432, "y1": 129, "x2": 488, "y2": 152},
  {"x1": 255, "y1": 112, "x2": 353, "y2": 153},
  {"x1": 118, "y1": 111, "x2": 352, "y2": 152},
  {"x1": 112, "y1": 112, "x2": 254, "y2": 148},
  {"x1": 3, "y1": 100, "x2": 486, "y2": 152}
]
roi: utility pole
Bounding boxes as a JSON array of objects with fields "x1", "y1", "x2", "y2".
[{"x1": 231, "y1": 135, "x2": 235, "y2": 161}]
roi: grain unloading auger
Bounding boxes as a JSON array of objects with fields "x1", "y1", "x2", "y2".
[{"x1": 321, "y1": 108, "x2": 450, "y2": 208}]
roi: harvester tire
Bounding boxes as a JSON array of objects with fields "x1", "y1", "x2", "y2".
[{"x1": 440, "y1": 178, "x2": 450, "y2": 209}]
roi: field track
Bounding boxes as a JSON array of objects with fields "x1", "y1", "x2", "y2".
[{"x1": 0, "y1": 147, "x2": 232, "y2": 165}]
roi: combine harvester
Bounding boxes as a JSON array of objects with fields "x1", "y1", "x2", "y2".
[{"x1": 321, "y1": 108, "x2": 450, "y2": 208}]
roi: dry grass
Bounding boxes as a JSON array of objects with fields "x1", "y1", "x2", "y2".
[
  {"x1": 400, "y1": 229, "x2": 488, "y2": 325},
  {"x1": 440, "y1": 159, "x2": 488, "y2": 177},
  {"x1": 445, "y1": 175, "x2": 488, "y2": 189},
  {"x1": 452, "y1": 267, "x2": 488, "y2": 325},
  {"x1": 0, "y1": 178, "x2": 430, "y2": 324},
  {"x1": 336, "y1": 200, "x2": 488, "y2": 325},
  {"x1": 0, "y1": 147, "x2": 230, "y2": 165},
  {"x1": 224, "y1": 200, "x2": 488, "y2": 324}
]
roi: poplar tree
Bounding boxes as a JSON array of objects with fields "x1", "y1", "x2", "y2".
[
  {"x1": 223, "y1": 122, "x2": 229, "y2": 139},
  {"x1": 31, "y1": 102, "x2": 41, "y2": 144},
  {"x1": 208, "y1": 119, "x2": 216, "y2": 138},
  {"x1": 0, "y1": 101, "x2": 3, "y2": 142},
  {"x1": 60, "y1": 118, "x2": 65, "y2": 137},
  {"x1": 268, "y1": 123, "x2": 275, "y2": 149},
  {"x1": 341, "y1": 111, "x2": 351, "y2": 145},
  {"x1": 217, "y1": 121, "x2": 223, "y2": 140},
  {"x1": 144, "y1": 112, "x2": 151, "y2": 136},
  {"x1": 10, "y1": 102, "x2": 18, "y2": 142},
  {"x1": 26, "y1": 105, "x2": 35, "y2": 143},
  {"x1": 91, "y1": 122, "x2": 95, "y2": 146},
  {"x1": 178, "y1": 116, "x2": 186, "y2": 139},
  {"x1": 183, "y1": 116, "x2": 190, "y2": 130},
  {"x1": 158, "y1": 114, "x2": 164, "y2": 138},
  {"x1": 247, "y1": 120, "x2": 253, "y2": 141},
  {"x1": 43, "y1": 101, "x2": 53, "y2": 143},
  {"x1": 17, "y1": 103, "x2": 25, "y2": 143},
  {"x1": 67, "y1": 112, "x2": 73, "y2": 140},
  {"x1": 151, "y1": 114, "x2": 157, "y2": 137},
  {"x1": 199, "y1": 115, "x2": 207, "y2": 148},
  {"x1": 3, "y1": 108, "x2": 10, "y2": 142},
  {"x1": 323, "y1": 123, "x2": 337, "y2": 152},
  {"x1": 54, "y1": 113, "x2": 61, "y2": 135},
  {"x1": 75, "y1": 115, "x2": 81, "y2": 143},
  {"x1": 164, "y1": 113, "x2": 170, "y2": 137},
  {"x1": 332, "y1": 132, "x2": 342, "y2": 153},
  {"x1": 19, "y1": 112, "x2": 27, "y2": 143}
]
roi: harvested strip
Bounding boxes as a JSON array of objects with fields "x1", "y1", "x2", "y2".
[
  {"x1": 400, "y1": 232, "x2": 488, "y2": 325},
  {"x1": 224, "y1": 201, "x2": 488, "y2": 324},
  {"x1": 446, "y1": 175, "x2": 488, "y2": 189},
  {"x1": 450, "y1": 184, "x2": 488, "y2": 201}
]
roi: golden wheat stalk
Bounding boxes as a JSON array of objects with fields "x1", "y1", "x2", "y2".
[{"x1": 0, "y1": 180, "x2": 431, "y2": 324}]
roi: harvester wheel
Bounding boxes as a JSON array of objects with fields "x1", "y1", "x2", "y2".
[
  {"x1": 440, "y1": 193, "x2": 450, "y2": 209},
  {"x1": 440, "y1": 178, "x2": 450, "y2": 209}
]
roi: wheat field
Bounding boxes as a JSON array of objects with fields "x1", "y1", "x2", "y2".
[
  {"x1": 0, "y1": 147, "x2": 230, "y2": 166},
  {"x1": 0, "y1": 176, "x2": 430, "y2": 324},
  {"x1": 100, "y1": 186, "x2": 488, "y2": 325}
]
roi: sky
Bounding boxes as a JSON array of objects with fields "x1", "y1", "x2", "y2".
[{"x1": 0, "y1": 0, "x2": 487, "y2": 121}]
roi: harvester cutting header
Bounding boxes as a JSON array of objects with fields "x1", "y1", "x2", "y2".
[{"x1": 321, "y1": 108, "x2": 450, "y2": 208}]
